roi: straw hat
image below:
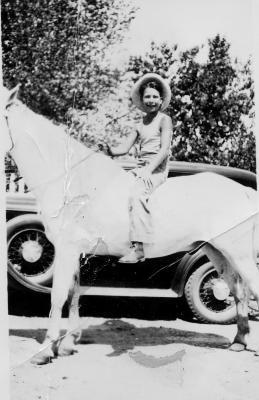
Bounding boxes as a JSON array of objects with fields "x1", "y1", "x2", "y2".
[{"x1": 131, "y1": 73, "x2": 171, "y2": 112}]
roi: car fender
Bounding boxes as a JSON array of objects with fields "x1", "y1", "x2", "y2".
[{"x1": 7, "y1": 213, "x2": 44, "y2": 233}]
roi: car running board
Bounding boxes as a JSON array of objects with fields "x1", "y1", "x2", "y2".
[{"x1": 80, "y1": 286, "x2": 179, "y2": 298}]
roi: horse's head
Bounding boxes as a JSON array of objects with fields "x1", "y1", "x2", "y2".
[{"x1": 1, "y1": 85, "x2": 21, "y2": 154}]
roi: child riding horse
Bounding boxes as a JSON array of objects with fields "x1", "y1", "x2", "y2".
[{"x1": 109, "y1": 73, "x2": 173, "y2": 263}]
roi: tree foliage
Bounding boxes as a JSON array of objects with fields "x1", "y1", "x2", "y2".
[
  {"x1": 2, "y1": 0, "x2": 136, "y2": 122},
  {"x1": 67, "y1": 75, "x2": 138, "y2": 152}
]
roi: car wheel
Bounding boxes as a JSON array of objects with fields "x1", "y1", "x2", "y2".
[
  {"x1": 7, "y1": 214, "x2": 54, "y2": 293},
  {"x1": 184, "y1": 262, "x2": 236, "y2": 324}
]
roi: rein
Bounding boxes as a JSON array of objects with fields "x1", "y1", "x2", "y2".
[{"x1": 4, "y1": 107, "x2": 16, "y2": 152}]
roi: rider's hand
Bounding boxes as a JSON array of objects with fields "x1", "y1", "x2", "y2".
[{"x1": 135, "y1": 167, "x2": 153, "y2": 189}]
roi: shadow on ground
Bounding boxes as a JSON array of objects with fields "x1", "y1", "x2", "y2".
[{"x1": 9, "y1": 319, "x2": 231, "y2": 356}]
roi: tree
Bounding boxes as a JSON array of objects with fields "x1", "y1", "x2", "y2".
[
  {"x1": 171, "y1": 35, "x2": 237, "y2": 164},
  {"x1": 128, "y1": 41, "x2": 178, "y2": 80},
  {"x1": 218, "y1": 58, "x2": 255, "y2": 171},
  {"x1": 2, "y1": 0, "x2": 136, "y2": 122}
]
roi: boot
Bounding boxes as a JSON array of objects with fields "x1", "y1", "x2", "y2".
[{"x1": 119, "y1": 242, "x2": 145, "y2": 263}]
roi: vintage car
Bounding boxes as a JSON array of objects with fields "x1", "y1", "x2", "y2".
[{"x1": 6, "y1": 160, "x2": 257, "y2": 324}]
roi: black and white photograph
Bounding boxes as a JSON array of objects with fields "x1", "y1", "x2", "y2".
[{"x1": 1, "y1": 0, "x2": 259, "y2": 399}]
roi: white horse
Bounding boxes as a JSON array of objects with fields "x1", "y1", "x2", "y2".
[{"x1": 3, "y1": 86, "x2": 259, "y2": 364}]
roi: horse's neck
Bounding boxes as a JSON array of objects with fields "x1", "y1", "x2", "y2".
[
  {"x1": 8, "y1": 103, "x2": 129, "y2": 198},
  {"x1": 9, "y1": 104, "x2": 93, "y2": 190}
]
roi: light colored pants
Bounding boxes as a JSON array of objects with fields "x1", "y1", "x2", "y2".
[{"x1": 129, "y1": 171, "x2": 167, "y2": 244}]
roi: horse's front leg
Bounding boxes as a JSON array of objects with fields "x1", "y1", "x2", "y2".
[
  {"x1": 31, "y1": 243, "x2": 80, "y2": 365},
  {"x1": 57, "y1": 267, "x2": 81, "y2": 357}
]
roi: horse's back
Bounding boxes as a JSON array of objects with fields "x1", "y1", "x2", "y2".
[
  {"x1": 145, "y1": 172, "x2": 257, "y2": 257},
  {"x1": 49, "y1": 169, "x2": 257, "y2": 259}
]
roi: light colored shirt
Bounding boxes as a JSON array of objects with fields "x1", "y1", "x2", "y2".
[{"x1": 137, "y1": 112, "x2": 171, "y2": 174}]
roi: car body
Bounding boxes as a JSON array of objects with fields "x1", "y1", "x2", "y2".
[{"x1": 6, "y1": 160, "x2": 257, "y2": 323}]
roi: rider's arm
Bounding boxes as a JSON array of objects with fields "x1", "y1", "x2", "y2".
[
  {"x1": 145, "y1": 115, "x2": 173, "y2": 173},
  {"x1": 108, "y1": 130, "x2": 138, "y2": 156}
]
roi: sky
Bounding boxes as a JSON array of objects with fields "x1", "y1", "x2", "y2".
[{"x1": 115, "y1": 0, "x2": 254, "y2": 64}]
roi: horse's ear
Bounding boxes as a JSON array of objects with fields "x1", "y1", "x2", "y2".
[{"x1": 6, "y1": 84, "x2": 21, "y2": 107}]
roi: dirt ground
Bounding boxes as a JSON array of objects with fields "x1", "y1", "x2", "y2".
[{"x1": 8, "y1": 310, "x2": 259, "y2": 400}]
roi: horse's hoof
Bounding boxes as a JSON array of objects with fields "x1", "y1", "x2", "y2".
[
  {"x1": 31, "y1": 347, "x2": 55, "y2": 365},
  {"x1": 57, "y1": 335, "x2": 78, "y2": 357},
  {"x1": 229, "y1": 343, "x2": 246, "y2": 352}
]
